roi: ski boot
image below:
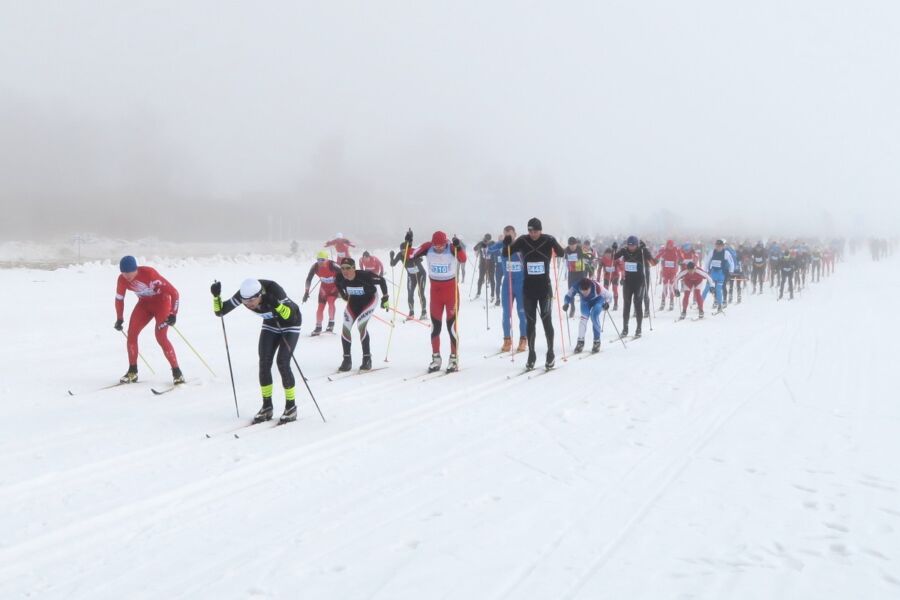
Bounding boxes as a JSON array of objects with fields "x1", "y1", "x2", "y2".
[
  {"x1": 338, "y1": 354, "x2": 352, "y2": 372},
  {"x1": 252, "y1": 401, "x2": 274, "y2": 424},
  {"x1": 517, "y1": 337, "x2": 528, "y2": 353},
  {"x1": 446, "y1": 354, "x2": 459, "y2": 373},
  {"x1": 678, "y1": 311, "x2": 686, "y2": 321},
  {"x1": 494, "y1": 298, "x2": 501, "y2": 307},
  {"x1": 408, "y1": 310, "x2": 415, "y2": 318},
  {"x1": 612, "y1": 300, "x2": 618, "y2": 311},
  {"x1": 668, "y1": 301, "x2": 674, "y2": 311},
  {"x1": 573, "y1": 339, "x2": 584, "y2": 354},
  {"x1": 120, "y1": 365, "x2": 138, "y2": 384},
  {"x1": 698, "y1": 309, "x2": 705, "y2": 319},
  {"x1": 501, "y1": 337, "x2": 512, "y2": 353},
  {"x1": 360, "y1": 354, "x2": 372, "y2": 371},
  {"x1": 419, "y1": 311, "x2": 427, "y2": 321},
  {"x1": 620, "y1": 328, "x2": 629, "y2": 339},
  {"x1": 278, "y1": 402, "x2": 297, "y2": 425},
  {"x1": 591, "y1": 340, "x2": 601, "y2": 353},
  {"x1": 325, "y1": 321, "x2": 335, "y2": 334},
  {"x1": 311, "y1": 326, "x2": 322, "y2": 337},
  {"x1": 172, "y1": 367, "x2": 185, "y2": 385},
  {"x1": 633, "y1": 327, "x2": 642, "y2": 339},
  {"x1": 525, "y1": 350, "x2": 537, "y2": 371},
  {"x1": 659, "y1": 302, "x2": 666, "y2": 312},
  {"x1": 428, "y1": 353, "x2": 442, "y2": 373},
  {"x1": 545, "y1": 350, "x2": 555, "y2": 370}
]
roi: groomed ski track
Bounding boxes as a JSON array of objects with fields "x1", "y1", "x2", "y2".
[{"x1": 1, "y1": 256, "x2": 898, "y2": 599}]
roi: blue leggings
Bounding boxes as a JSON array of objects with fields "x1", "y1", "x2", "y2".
[
  {"x1": 578, "y1": 301, "x2": 604, "y2": 341},
  {"x1": 500, "y1": 279, "x2": 527, "y2": 338},
  {"x1": 703, "y1": 271, "x2": 726, "y2": 305}
]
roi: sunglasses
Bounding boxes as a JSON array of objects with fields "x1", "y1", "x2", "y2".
[
  {"x1": 340, "y1": 265, "x2": 354, "y2": 271},
  {"x1": 241, "y1": 294, "x2": 261, "y2": 304}
]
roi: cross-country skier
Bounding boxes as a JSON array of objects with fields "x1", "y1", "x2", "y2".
[
  {"x1": 750, "y1": 241, "x2": 767, "y2": 294},
  {"x1": 724, "y1": 241, "x2": 743, "y2": 304},
  {"x1": 704, "y1": 239, "x2": 734, "y2": 312},
  {"x1": 334, "y1": 257, "x2": 389, "y2": 372},
  {"x1": 114, "y1": 256, "x2": 183, "y2": 384},
  {"x1": 359, "y1": 251, "x2": 384, "y2": 276},
  {"x1": 599, "y1": 247, "x2": 622, "y2": 311},
  {"x1": 389, "y1": 229, "x2": 428, "y2": 320},
  {"x1": 674, "y1": 261, "x2": 715, "y2": 319},
  {"x1": 655, "y1": 240, "x2": 682, "y2": 311},
  {"x1": 582, "y1": 240, "x2": 597, "y2": 279},
  {"x1": 324, "y1": 233, "x2": 355, "y2": 260},
  {"x1": 473, "y1": 233, "x2": 496, "y2": 302},
  {"x1": 613, "y1": 236, "x2": 658, "y2": 338},
  {"x1": 490, "y1": 226, "x2": 528, "y2": 353},
  {"x1": 211, "y1": 278, "x2": 302, "y2": 424},
  {"x1": 563, "y1": 278, "x2": 612, "y2": 354},
  {"x1": 505, "y1": 217, "x2": 565, "y2": 370},
  {"x1": 564, "y1": 236, "x2": 590, "y2": 317},
  {"x1": 410, "y1": 231, "x2": 467, "y2": 373},
  {"x1": 303, "y1": 250, "x2": 340, "y2": 336},
  {"x1": 779, "y1": 249, "x2": 796, "y2": 300}
]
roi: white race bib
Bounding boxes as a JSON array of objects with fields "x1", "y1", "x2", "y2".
[
  {"x1": 604, "y1": 266, "x2": 615, "y2": 273},
  {"x1": 507, "y1": 261, "x2": 522, "y2": 273},
  {"x1": 320, "y1": 276, "x2": 335, "y2": 284},
  {"x1": 710, "y1": 259, "x2": 722, "y2": 269},
  {"x1": 431, "y1": 263, "x2": 450, "y2": 276},
  {"x1": 347, "y1": 286, "x2": 364, "y2": 296},
  {"x1": 754, "y1": 257, "x2": 764, "y2": 263},
  {"x1": 526, "y1": 262, "x2": 546, "y2": 275},
  {"x1": 664, "y1": 260, "x2": 675, "y2": 268},
  {"x1": 624, "y1": 261, "x2": 638, "y2": 273},
  {"x1": 567, "y1": 253, "x2": 578, "y2": 262},
  {"x1": 406, "y1": 266, "x2": 419, "y2": 274}
]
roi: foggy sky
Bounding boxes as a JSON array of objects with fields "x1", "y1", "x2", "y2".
[{"x1": 2, "y1": 0, "x2": 899, "y2": 243}]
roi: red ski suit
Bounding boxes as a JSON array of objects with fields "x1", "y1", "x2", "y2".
[{"x1": 115, "y1": 266, "x2": 180, "y2": 368}]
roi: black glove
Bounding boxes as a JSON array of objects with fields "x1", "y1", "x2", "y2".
[
  {"x1": 602, "y1": 302, "x2": 610, "y2": 310},
  {"x1": 302, "y1": 291, "x2": 310, "y2": 303},
  {"x1": 389, "y1": 250, "x2": 395, "y2": 262},
  {"x1": 210, "y1": 281, "x2": 221, "y2": 296},
  {"x1": 114, "y1": 319, "x2": 124, "y2": 331},
  {"x1": 452, "y1": 236, "x2": 461, "y2": 249},
  {"x1": 562, "y1": 302, "x2": 570, "y2": 312},
  {"x1": 612, "y1": 242, "x2": 618, "y2": 251},
  {"x1": 404, "y1": 229, "x2": 413, "y2": 243},
  {"x1": 381, "y1": 295, "x2": 390, "y2": 311},
  {"x1": 503, "y1": 234, "x2": 512, "y2": 246},
  {"x1": 675, "y1": 290, "x2": 681, "y2": 297},
  {"x1": 639, "y1": 240, "x2": 646, "y2": 249},
  {"x1": 166, "y1": 314, "x2": 177, "y2": 326}
]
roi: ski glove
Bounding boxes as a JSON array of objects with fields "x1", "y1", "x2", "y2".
[
  {"x1": 166, "y1": 314, "x2": 177, "y2": 326},
  {"x1": 504, "y1": 234, "x2": 513, "y2": 245},
  {"x1": 602, "y1": 302, "x2": 610, "y2": 310},
  {"x1": 452, "y1": 236, "x2": 461, "y2": 249},
  {"x1": 302, "y1": 291, "x2": 310, "y2": 303},
  {"x1": 114, "y1": 319, "x2": 124, "y2": 331},
  {"x1": 639, "y1": 240, "x2": 646, "y2": 249},
  {"x1": 274, "y1": 303, "x2": 292, "y2": 320},
  {"x1": 562, "y1": 302, "x2": 570, "y2": 312},
  {"x1": 389, "y1": 250, "x2": 395, "y2": 262},
  {"x1": 404, "y1": 229, "x2": 413, "y2": 243},
  {"x1": 210, "y1": 281, "x2": 221, "y2": 296},
  {"x1": 381, "y1": 295, "x2": 390, "y2": 311},
  {"x1": 213, "y1": 296, "x2": 223, "y2": 313},
  {"x1": 675, "y1": 290, "x2": 681, "y2": 297}
]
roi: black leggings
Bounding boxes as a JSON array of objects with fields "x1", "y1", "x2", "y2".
[
  {"x1": 258, "y1": 329, "x2": 299, "y2": 388},
  {"x1": 622, "y1": 279, "x2": 645, "y2": 331},
  {"x1": 407, "y1": 270, "x2": 427, "y2": 312},
  {"x1": 524, "y1": 293, "x2": 554, "y2": 354}
]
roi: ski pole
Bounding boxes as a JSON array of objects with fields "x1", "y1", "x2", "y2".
[
  {"x1": 373, "y1": 313, "x2": 394, "y2": 327},
  {"x1": 550, "y1": 250, "x2": 568, "y2": 362},
  {"x1": 218, "y1": 315, "x2": 240, "y2": 418},
  {"x1": 484, "y1": 274, "x2": 490, "y2": 331},
  {"x1": 383, "y1": 236, "x2": 410, "y2": 362},
  {"x1": 275, "y1": 321, "x2": 326, "y2": 423},
  {"x1": 171, "y1": 325, "x2": 217, "y2": 377},
  {"x1": 120, "y1": 329, "x2": 156, "y2": 374},
  {"x1": 605, "y1": 307, "x2": 628, "y2": 349},
  {"x1": 453, "y1": 240, "x2": 461, "y2": 367},
  {"x1": 303, "y1": 280, "x2": 320, "y2": 303}
]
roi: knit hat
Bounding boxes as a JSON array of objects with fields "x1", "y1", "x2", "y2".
[
  {"x1": 432, "y1": 231, "x2": 448, "y2": 246},
  {"x1": 119, "y1": 255, "x2": 138, "y2": 273},
  {"x1": 527, "y1": 218, "x2": 542, "y2": 231}
]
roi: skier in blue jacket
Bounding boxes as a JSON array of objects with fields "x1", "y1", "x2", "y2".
[
  {"x1": 704, "y1": 239, "x2": 735, "y2": 311},
  {"x1": 490, "y1": 226, "x2": 528, "y2": 353},
  {"x1": 563, "y1": 278, "x2": 613, "y2": 354}
]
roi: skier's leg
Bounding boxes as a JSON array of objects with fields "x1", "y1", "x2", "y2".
[
  {"x1": 501, "y1": 278, "x2": 512, "y2": 338},
  {"x1": 126, "y1": 302, "x2": 154, "y2": 368},
  {"x1": 407, "y1": 276, "x2": 416, "y2": 312},
  {"x1": 341, "y1": 305, "x2": 356, "y2": 356},
  {"x1": 356, "y1": 299, "x2": 375, "y2": 355},
  {"x1": 257, "y1": 329, "x2": 279, "y2": 399},
  {"x1": 515, "y1": 286, "x2": 528, "y2": 339},
  {"x1": 589, "y1": 303, "x2": 602, "y2": 340},
  {"x1": 524, "y1": 294, "x2": 538, "y2": 353},
  {"x1": 274, "y1": 330, "x2": 298, "y2": 389},
  {"x1": 622, "y1": 281, "x2": 633, "y2": 332},
  {"x1": 152, "y1": 300, "x2": 179, "y2": 368}
]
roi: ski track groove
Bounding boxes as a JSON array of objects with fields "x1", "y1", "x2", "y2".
[{"x1": 0, "y1": 365, "x2": 568, "y2": 583}]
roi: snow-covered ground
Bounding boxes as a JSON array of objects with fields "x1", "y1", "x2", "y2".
[{"x1": 1, "y1": 254, "x2": 898, "y2": 599}]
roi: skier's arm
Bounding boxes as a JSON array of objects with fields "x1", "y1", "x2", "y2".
[
  {"x1": 115, "y1": 275, "x2": 127, "y2": 320},
  {"x1": 267, "y1": 281, "x2": 294, "y2": 321},
  {"x1": 152, "y1": 269, "x2": 180, "y2": 314},
  {"x1": 214, "y1": 290, "x2": 241, "y2": 317},
  {"x1": 642, "y1": 246, "x2": 659, "y2": 267},
  {"x1": 550, "y1": 237, "x2": 566, "y2": 257},
  {"x1": 305, "y1": 263, "x2": 317, "y2": 288}
]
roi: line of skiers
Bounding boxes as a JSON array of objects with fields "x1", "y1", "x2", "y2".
[{"x1": 111, "y1": 229, "x2": 852, "y2": 425}]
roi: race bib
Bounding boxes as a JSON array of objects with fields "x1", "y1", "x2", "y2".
[
  {"x1": 526, "y1": 262, "x2": 546, "y2": 275},
  {"x1": 320, "y1": 276, "x2": 335, "y2": 284},
  {"x1": 754, "y1": 257, "x2": 764, "y2": 263},
  {"x1": 347, "y1": 286, "x2": 364, "y2": 296},
  {"x1": 784, "y1": 267, "x2": 793, "y2": 272},
  {"x1": 507, "y1": 261, "x2": 522, "y2": 273},
  {"x1": 624, "y1": 261, "x2": 638, "y2": 273},
  {"x1": 431, "y1": 263, "x2": 450, "y2": 276},
  {"x1": 567, "y1": 253, "x2": 578, "y2": 262},
  {"x1": 256, "y1": 311, "x2": 274, "y2": 319},
  {"x1": 604, "y1": 266, "x2": 615, "y2": 273},
  {"x1": 664, "y1": 260, "x2": 675, "y2": 268},
  {"x1": 710, "y1": 259, "x2": 722, "y2": 269},
  {"x1": 406, "y1": 267, "x2": 419, "y2": 274}
]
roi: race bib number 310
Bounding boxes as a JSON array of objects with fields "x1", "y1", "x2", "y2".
[
  {"x1": 526, "y1": 262, "x2": 546, "y2": 275},
  {"x1": 431, "y1": 264, "x2": 450, "y2": 275}
]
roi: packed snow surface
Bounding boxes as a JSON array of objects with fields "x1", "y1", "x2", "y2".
[{"x1": 0, "y1": 254, "x2": 898, "y2": 599}]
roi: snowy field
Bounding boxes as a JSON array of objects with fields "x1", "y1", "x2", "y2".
[{"x1": 1, "y1": 253, "x2": 898, "y2": 599}]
